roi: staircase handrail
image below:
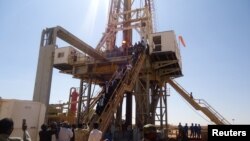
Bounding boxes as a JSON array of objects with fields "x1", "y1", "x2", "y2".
[
  {"x1": 194, "y1": 99, "x2": 231, "y2": 124},
  {"x1": 169, "y1": 79, "x2": 230, "y2": 125},
  {"x1": 98, "y1": 51, "x2": 147, "y2": 132}
]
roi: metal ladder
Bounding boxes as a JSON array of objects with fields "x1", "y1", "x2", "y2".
[
  {"x1": 81, "y1": 71, "x2": 120, "y2": 124},
  {"x1": 81, "y1": 89, "x2": 103, "y2": 124},
  {"x1": 167, "y1": 78, "x2": 230, "y2": 125},
  {"x1": 98, "y1": 52, "x2": 147, "y2": 132}
]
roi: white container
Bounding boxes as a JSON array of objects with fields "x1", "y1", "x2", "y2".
[
  {"x1": 150, "y1": 31, "x2": 182, "y2": 70},
  {"x1": 54, "y1": 46, "x2": 74, "y2": 65},
  {"x1": 54, "y1": 46, "x2": 88, "y2": 67},
  {"x1": 151, "y1": 31, "x2": 179, "y2": 52},
  {"x1": 0, "y1": 99, "x2": 46, "y2": 141}
]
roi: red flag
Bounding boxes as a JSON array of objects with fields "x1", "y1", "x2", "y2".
[{"x1": 178, "y1": 35, "x2": 186, "y2": 47}]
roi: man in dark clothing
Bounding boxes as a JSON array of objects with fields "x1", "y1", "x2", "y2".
[
  {"x1": 0, "y1": 118, "x2": 14, "y2": 141},
  {"x1": 39, "y1": 124, "x2": 51, "y2": 141}
]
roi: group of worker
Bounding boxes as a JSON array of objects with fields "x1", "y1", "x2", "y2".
[
  {"x1": 39, "y1": 121, "x2": 98, "y2": 141},
  {"x1": 177, "y1": 122, "x2": 202, "y2": 140},
  {"x1": 38, "y1": 121, "x2": 101, "y2": 141},
  {"x1": 1, "y1": 116, "x2": 164, "y2": 141},
  {"x1": 105, "y1": 39, "x2": 147, "y2": 58},
  {"x1": 95, "y1": 66, "x2": 126, "y2": 115},
  {"x1": 38, "y1": 121, "x2": 162, "y2": 141},
  {"x1": 96, "y1": 39, "x2": 147, "y2": 116}
]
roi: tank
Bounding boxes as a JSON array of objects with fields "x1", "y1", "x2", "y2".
[{"x1": 0, "y1": 99, "x2": 46, "y2": 141}]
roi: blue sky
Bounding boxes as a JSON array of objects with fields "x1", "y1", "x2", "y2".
[{"x1": 1, "y1": 0, "x2": 249, "y2": 125}]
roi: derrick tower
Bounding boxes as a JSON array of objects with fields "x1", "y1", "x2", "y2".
[
  {"x1": 33, "y1": 0, "x2": 229, "y2": 136},
  {"x1": 33, "y1": 0, "x2": 182, "y2": 132}
]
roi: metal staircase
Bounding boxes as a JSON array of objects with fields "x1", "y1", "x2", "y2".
[
  {"x1": 81, "y1": 89, "x2": 103, "y2": 124},
  {"x1": 167, "y1": 78, "x2": 230, "y2": 125},
  {"x1": 81, "y1": 66, "x2": 125, "y2": 124},
  {"x1": 97, "y1": 52, "x2": 146, "y2": 132}
]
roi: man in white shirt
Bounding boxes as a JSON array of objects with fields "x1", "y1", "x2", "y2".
[
  {"x1": 58, "y1": 122, "x2": 73, "y2": 141},
  {"x1": 88, "y1": 123, "x2": 102, "y2": 141},
  {"x1": 22, "y1": 119, "x2": 31, "y2": 141}
]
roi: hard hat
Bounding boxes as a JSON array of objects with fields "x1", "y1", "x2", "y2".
[{"x1": 143, "y1": 124, "x2": 156, "y2": 134}]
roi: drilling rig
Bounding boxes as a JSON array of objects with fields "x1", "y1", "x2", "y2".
[{"x1": 32, "y1": 0, "x2": 230, "y2": 139}]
